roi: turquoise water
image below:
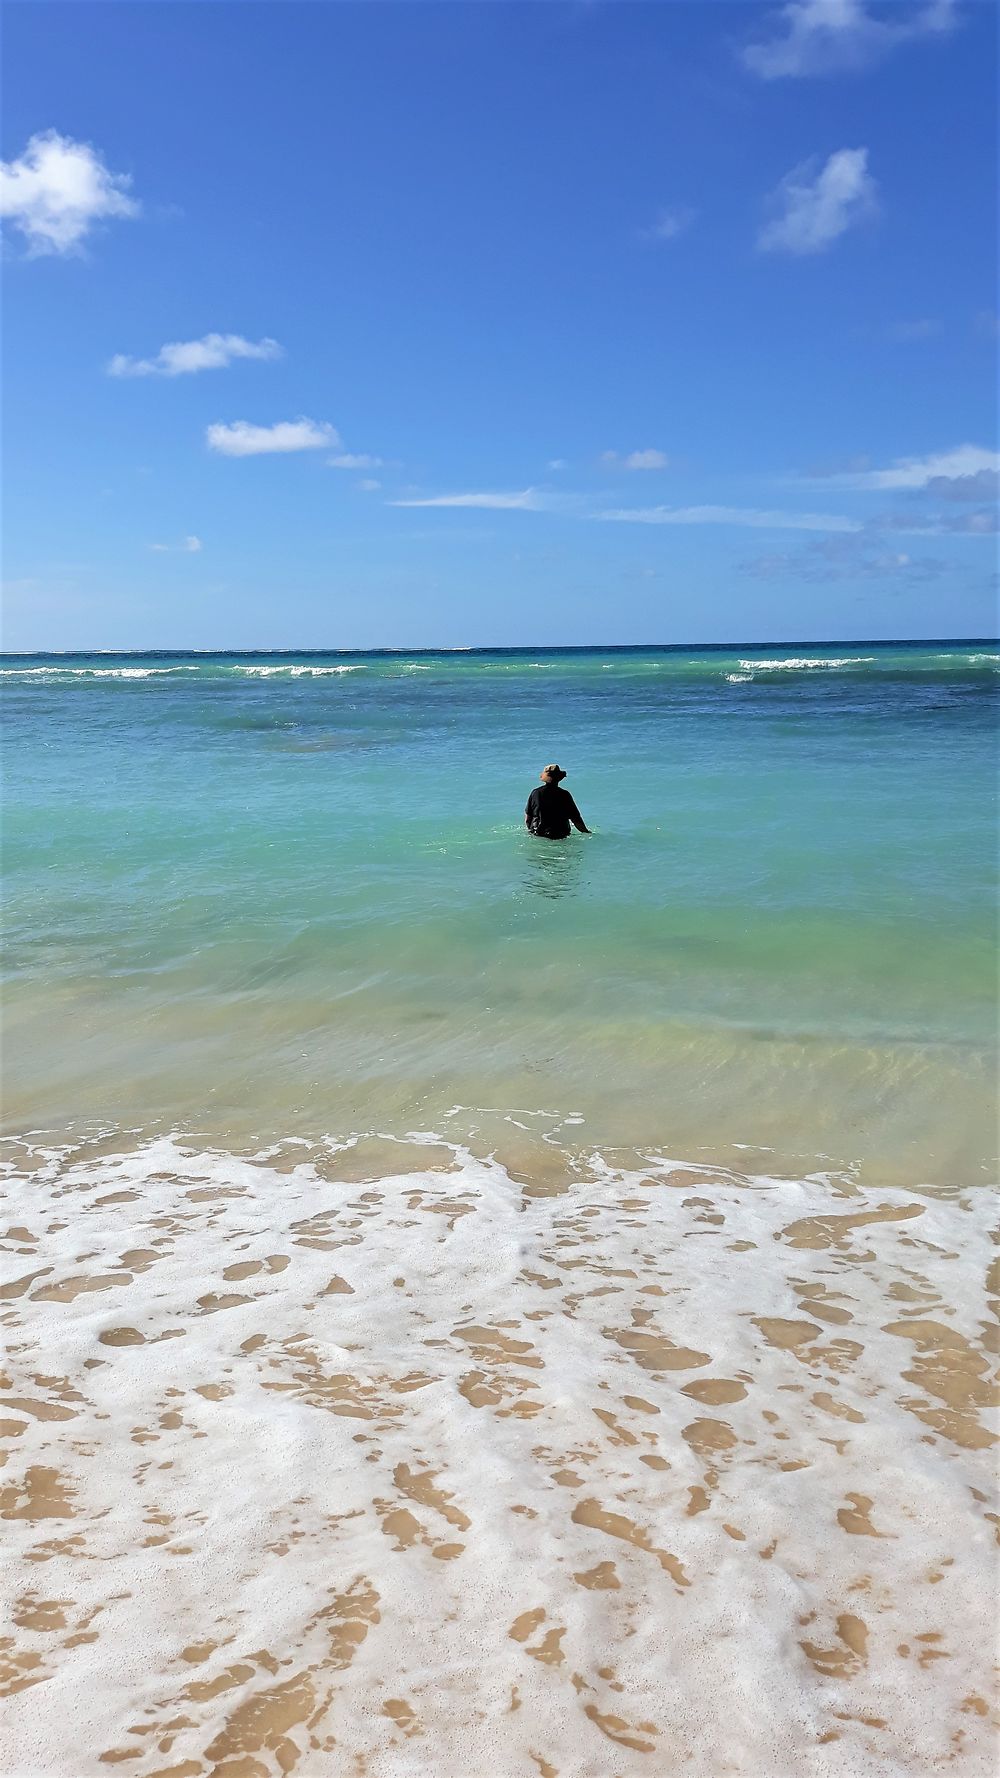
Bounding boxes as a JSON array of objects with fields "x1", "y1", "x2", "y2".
[{"x1": 2, "y1": 642, "x2": 997, "y2": 1181}]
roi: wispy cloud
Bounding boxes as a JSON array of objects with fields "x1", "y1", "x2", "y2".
[
  {"x1": 388, "y1": 489, "x2": 542, "y2": 510},
  {"x1": 0, "y1": 129, "x2": 139, "y2": 255},
  {"x1": 601, "y1": 449, "x2": 670, "y2": 470},
  {"x1": 327, "y1": 452, "x2": 384, "y2": 469},
  {"x1": 109, "y1": 334, "x2": 282, "y2": 377},
  {"x1": 740, "y1": 533, "x2": 952, "y2": 583},
  {"x1": 758, "y1": 147, "x2": 877, "y2": 255},
  {"x1": 884, "y1": 318, "x2": 939, "y2": 343},
  {"x1": 813, "y1": 443, "x2": 999, "y2": 492},
  {"x1": 641, "y1": 206, "x2": 696, "y2": 243},
  {"x1": 206, "y1": 418, "x2": 339, "y2": 457},
  {"x1": 938, "y1": 507, "x2": 998, "y2": 533},
  {"x1": 597, "y1": 504, "x2": 861, "y2": 532},
  {"x1": 358, "y1": 478, "x2": 382, "y2": 492},
  {"x1": 800, "y1": 445, "x2": 1000, "y2": 539},
  {"x1": 743, "y1": 0, "x2": 957, "y2": 80},
  {"x1": 876, "y1": 505, "x2": 999, "y2": 535},
  {"x1": 548, "y1": 458, "x2": 568, "y2": 471},
  {"x1": 149, "y1": 535, "x2": 203, "y2": 554}
]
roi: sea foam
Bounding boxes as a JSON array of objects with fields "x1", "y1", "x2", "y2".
[
  {"x1": 738, "y1": 658, "x2": 877, "y2": 672},
  {"x1": 2, "y1": 1133, "x2": 996, "y2": 1776}
]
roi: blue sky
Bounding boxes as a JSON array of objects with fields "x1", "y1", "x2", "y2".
[{"x1": 2, "y1": 0, "x2": 997, "y2": 649}]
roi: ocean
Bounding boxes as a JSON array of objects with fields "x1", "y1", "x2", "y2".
[{"x1": 2, "y1": 641, "x2": 998, "y2": 1775}]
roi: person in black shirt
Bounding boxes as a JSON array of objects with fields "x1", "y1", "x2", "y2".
[{"x1": 525, "y1": 764, "x2": 591, "y2": 839}]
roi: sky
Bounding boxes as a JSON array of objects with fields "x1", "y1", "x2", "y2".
[{"x1": 2, "y1": 0, "x2": 997, "y2": 650}]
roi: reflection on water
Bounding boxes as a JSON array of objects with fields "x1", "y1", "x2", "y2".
[{"x1": 521, "y1": 834, "x2": 588, "y2": 901}]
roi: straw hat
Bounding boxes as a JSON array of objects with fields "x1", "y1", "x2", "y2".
[{"x1": 541, "y1": 764, "x2": 567, "y2": 781}]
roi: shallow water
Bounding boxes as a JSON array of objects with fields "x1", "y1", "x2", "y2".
[
  {"x1": 2, "y1": 642, "x2": 998, "y2": 1179},
  {"x1": 2, "y1": 642, "x2": 998, "y2": 1773}
]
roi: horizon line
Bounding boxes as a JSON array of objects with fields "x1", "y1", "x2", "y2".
[{"x1": 1, "y1": 635, "x2": 997, "y2": 659}]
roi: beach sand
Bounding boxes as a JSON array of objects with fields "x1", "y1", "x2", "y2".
[{"x1": 2, "y1": 1129, "x2": 997, "y2": 1776}]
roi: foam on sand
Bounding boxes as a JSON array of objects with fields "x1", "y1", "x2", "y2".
[{"x1": 1, "y1": 1134, "x2": 997, "y2": 1775}]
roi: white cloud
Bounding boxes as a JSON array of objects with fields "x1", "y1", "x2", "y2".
[
  {"x1": 0, "y1": 130, "x2": 139, "y2": 255},
  {"x1": 758, "y1": 148, "x2": 877, "y2": 255},
  {"x1": 598, "y1": 504, "x2": 862, "y2": 532},
  {"x1": 358, "y1": 478, "x2": 381, "y2": 491},
  {"x1": 548, "y1": 458, "x2": 568, "y2": 470},
  {"x1": 206, "y1": 418, "x2": 339, "y2": 457},
  {"x1": 743, "y1": 0, "x2": 957, "y2": 80},
  {"x1": 109, "y1": 334, "x2": 282, "y2": 377},
  {"x1": 150, "y1": 535, "x2": 202, "y2": 554},
  {"x1": 641, "y1": 206, "x2": 696, "y2": 242},
  {"x1": 624, "y1": 449, "x2": 670, "y2": 470},
  {"x1": 327, "y1": 452, "x2": 384, "y2": 469},
  {"x1": 819, "y1": 443, "x2": 999, "y2": 491},
  {"x1": 388, "y1": 490, "x2": 541, "y2": 510}
]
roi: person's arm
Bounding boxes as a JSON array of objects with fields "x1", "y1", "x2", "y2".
[
  {"x1": 525, "y1": 791, "x2": 537, "y2": 832},
  {"x1": 567, "y1": 797, "x2": 590, "y2": 834}
]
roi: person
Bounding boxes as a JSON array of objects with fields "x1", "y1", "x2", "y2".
[{"x1": 525, "y1": 764, "x2": 591, "y2": 839}]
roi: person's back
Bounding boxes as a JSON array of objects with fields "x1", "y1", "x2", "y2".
[{"x1": 525, "y1": 765, "x2": 590, "y2": 839}]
